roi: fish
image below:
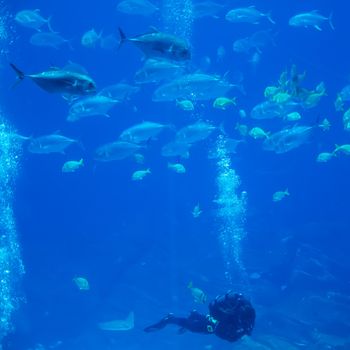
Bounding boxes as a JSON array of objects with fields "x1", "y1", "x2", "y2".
[
  {"x1": 176, "y1": 120, "x2": 216, "y2": 144},
  {"x1": 73, "y1": 276, "x2": 90, "y2": 290},
  {"x1": 28, "y1": 133, "x2": 78, "y2": 154},
  {"x1": 118, "y1": 28, "x2": 191, "y2": 62},
  {"x1": 10, "y1": 63, "x2": 96, "y2": 95},
  {"x1": 192, "y1": 203, "x2": 202, "y2": 218},
  {"x1": 116, "y1": 0, "x2": 159, "y2": 16},
  {"x1": 94, "y1": 141, "x2": 143, "y2": 161},
  {"x1": 188, "y1": 281, "x2": 207, "y2": 303},
  {"x1": 263, "y1": 125, "x2": 313, "y2": 154},
  {"x1": 81, "y1": 28, "x2": 102, "y2": 48},
  {"x1": 30, "y1": 32, "x2": 71, "y2": 49},
  {"x1": 289, "y1": 11, "x2": 334, "y2": 31},
  {"x1": 15, "y1": 9, "x2": 53, "y2": 32},
  {"x1": 249, "y1": 127, "x2": 269, "y2": 140},
  {"x1": 251, "y1": 100, "x2": 298, "y2": 120},
  {"x1": 134, "y1": 58, "x2": 185, "y2": 84},
  {"x1": 119, "y1": 121, "x2": 171, "y2": 144},
  {"x1": 225, "y1": 6, "x2": 275, "y2": 24},
  {"x1": 132, "y1": 169, "x2": 151, "y2": 181},
  {"x1": 176, "y1": 99, "x2": 195, "y2": 111},
  {"x1": 62, "y1": 159, "x2": 84, "y2": 173},
  {"x1": 99, "y1": 83, "x2": 140, "y2": 101},
  {"x1": 153, "y1": 73, "x2": 235, "y2": 102},
  {"x1": 316, "y1": 152, "x2": 333, "y2": 163},
  {"x1": 67, "y1": 95, "x2": 119, "y2": 122},
  {"x1": 273, "y1": 189, "x2": 290, "y2": 202},
  {"x1": 161, "y1": 141, "x2": 191, "y2": 158},
  {"x1": 213, "y1": 97, "x2": 236, "y2": 110},
  {"x1": 99, "y1": 312, "x2": 134, "y2": 331},
  {"x1": 168, "y1": 162, "x2": 186, "y2": 174},
  {"x1": 192, "y1": 1, "x2": 224, "y2": 19}
]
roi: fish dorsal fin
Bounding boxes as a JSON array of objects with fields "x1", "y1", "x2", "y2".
[
  {"x1": 63, "y1": 61, "x2": 89, "y2": 75},
  {"x1": 148, "y1": 26, "x2": 160, "y2": 33},
  {"x1": 34, "y1": 9, "x2": 41, "y2": 13},
  {"x1": 310, "y1": 10, "x2": 320, "y2": 14},
  {"x1": 248, "y1": 5, "x2": 256, "y2": 8}
]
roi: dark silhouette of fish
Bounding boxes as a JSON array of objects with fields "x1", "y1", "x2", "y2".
[
  {"x1": 118, "y1": 28, "x2": 191, "y2": 61},
  {"x1": 10, "y1": 63, "x2": 96, "y2": 95}
]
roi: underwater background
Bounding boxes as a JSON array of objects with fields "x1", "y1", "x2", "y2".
[{"x1": 0, "y1": 0, "x2": 350, "y2": 349}]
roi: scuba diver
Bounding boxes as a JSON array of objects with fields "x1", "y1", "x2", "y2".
[{"x1": 144, "y1": 291, "x2": 255, "y2": 342}]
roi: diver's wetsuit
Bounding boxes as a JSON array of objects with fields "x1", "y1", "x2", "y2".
[{"x1": 144, "y1": 291, "x2": 255, "y2": 343}]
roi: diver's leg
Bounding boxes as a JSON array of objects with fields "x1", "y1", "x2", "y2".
[{"x1": 144, "y1": 314, "x2": 188, "y2": 332}]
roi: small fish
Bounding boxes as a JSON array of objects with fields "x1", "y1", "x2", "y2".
[
  {"x1": 249, "y1": 127, "x2": 269, "y2": 140},
  {"x1": 176, "y1": 99, "x2": 195, "y2": 111},
  {"x1": 235, "y1": 123, "x2": 248, "y2": 137},
  {"x1": 289, "y1": 11, "x2": 334, "y2": 31},
  {"x1": 81, "y1": 28, "x2": 102, "y2": 48},
  {"x1": 318, "y1": 118, "x2": 331, "y2": 131},
  {"x1": 316, "y1": 152, "x2": 333, "y2": 163},
  {"x1": 273, "y1": 189, "x2": 290, "y2": 202},
  {"x1": 30, "y1": 32, "x2": 71, "y2": 49},
  {"x1": 213, "y1": 97, "x2": 236, "y2": 110},
  {"x1": 188, "y1": 281, "x2": 207, "y2": 303},
  {"x1": 168, "y1": 162, "x2": 186, "y2": 174},
  {"x1": 10, "y1": 63, "x2": 96, "y2": 95},
  {"x1": 99, "y1": 312, "x2": 134, "y2": 331},
  {"x1": 15, "y1": 9, "x2": 53, "y2": 32},
  {"x1": 192, "y1": 203, "x2": 202, "y2": 218},
  {"x1": 73, "y1": 276, "x2": 90, "y2": 290},
  {"x1": 62, "y1": 159, "x2": 84, "y2": 173},
  {"x1": 285, "y1": 112, "x2": 301, "y2": 122},
  {"x1": 131, "y1": 168, "x2": 151, "y2": 181},
  {"x1": 134, "y1": 153, "x2": 145, "y2": 164}
]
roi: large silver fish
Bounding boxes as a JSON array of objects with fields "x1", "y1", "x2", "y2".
[
  {"x1": 153, "y1": 73, "x2": 235, "y2": 102},
  {"x1": 263, "y1": 125, "x2": 313, "y2": 154},
  {"x1": 118, "y1": 28, "x2": 191, "y2": 61},
  {"x1": 10, "y1": 63, "x2": 96, "y2": 95},
  {"x1": 28, "y1": 134, "x2": 78, "y2": 154},
  {"x1": 94, "y1": 141, "x2": 143, "y2": 161}
]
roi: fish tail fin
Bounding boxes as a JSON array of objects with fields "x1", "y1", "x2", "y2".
[
  {"x1": 285, "y1": 188, "x2": 290, "y2": 196},
  {"x1": 329, "y1": 12, "x2": 335, "y2": 31},
  {"x1": 118, "y1": 27, "x2": 127, "y2": 50},
  {"x1": 9, "y1": 63, "x2": 25, "y2": 88},
  {"x1": 47, "y1": 16, "x2": 54, "y2": 32}
]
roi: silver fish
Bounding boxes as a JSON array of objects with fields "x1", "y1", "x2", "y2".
[
  {"x1": 176, "y1": 120, "x2": 216, "y2": 144},
  {"x1": 95, "y1": 141, "x2": 143, "y2": 161},
  {"x1": 116, "y1": 0, "x2": 159, "y2": 16},
  {"x1": 81, "y1": 28, "x2": 102, "y2": 48},
  {"x1": 263, "y1": 125, "x2": 313, "y2": 154},
  {"x1": 28, "y1": 134, "x2": 78, "y2": 154},
  {"x1": 153, "y1": 73, "x2": 235, "y2": 102},
  {"x1": 30, "y1": 32, "x2": 71, "y2": 49},
  {"x1": 67, "y1": 95, "x2": 119, "y2": 122},
  {"x1": 289, "y1": 11, "x2": 334, "y2": 31},
  {"x1": 99, "y1": 83, "x2": 139, "y2": 101},
  {"x1": 161, "y1": 141, "x2": 191, "y2": 158},
  {"x1": 118, "y1": 28, "x2": 191, "y2": 61},
  {"x1": 15, "y1": 9, "x2": 53, "y2": 32},
  {"x1": 225, "y1": 6, "x2": 275, "y2": 24},
  {"x1": 10, "y1": 63, "x2": 96, "y2": 95},
  {"x1": 119, "y1": 121, "x2": 171, "y2": 143},
  {"x1": 134, "y1": 58, "x2": 185, "y2": 84}
]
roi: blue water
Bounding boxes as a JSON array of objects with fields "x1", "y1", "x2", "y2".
[{"x1": 1, "y1": 0, "x2": 350, "y2": 349}]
